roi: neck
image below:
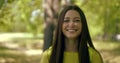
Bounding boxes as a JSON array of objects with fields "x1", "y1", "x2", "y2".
[{"x1": 65, "y1": 38, "x2": 78, "y2": 52}]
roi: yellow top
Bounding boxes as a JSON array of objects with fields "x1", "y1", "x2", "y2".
[{"x1": 40, "y1": 47, "x2": 103, "y2": 63}]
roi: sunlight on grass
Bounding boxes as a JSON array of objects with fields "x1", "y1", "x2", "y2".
[
  {"x1": 93, "y1": 41, "x2": 120, "y2": 63},
  {"x1": 93, "y1": 41, "x2": 120, "y2": 51}
]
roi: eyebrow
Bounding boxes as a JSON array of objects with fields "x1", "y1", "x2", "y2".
[{"x1": 74, "y1": 17, "x2": 81, "y2": 19}]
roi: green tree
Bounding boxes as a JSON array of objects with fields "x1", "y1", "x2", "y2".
[
  {"x1": 0, "y1": 0, "x2": 4, "y2": 9},
  {"x1": 0, "y1": 0, "x2": 44, "y2": 35},
  {"x1": 82, "y1": 0, "x2": 120, "y2": 40}
]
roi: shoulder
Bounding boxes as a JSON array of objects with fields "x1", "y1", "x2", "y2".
[
  {"x1": 41, "y1": 47, "x2": 52, "y2": 58},
  {"x1": 88, "y1": 47, "x2": 103, "y2": 63},
  {"x1": 88, "y1": 47, "x2": 100, "y2": 55},
  {"x1": 40, "y1": 47, "x2": 52, "y2": 63}
]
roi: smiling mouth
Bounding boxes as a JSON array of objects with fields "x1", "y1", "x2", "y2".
[{"x1": 66, "y1": 29, "x2": 78, "y2": 32}]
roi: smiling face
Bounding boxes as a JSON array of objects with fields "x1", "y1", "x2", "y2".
[{"x1": 62, "y1": 10, "x2": 82, "y2": 39}]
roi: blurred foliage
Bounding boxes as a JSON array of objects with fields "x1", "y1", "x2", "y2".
[
  {"x1": 0, "y1": 0, "x2": 4, "y2": 9},
  {"x1": 0, "y1": 1, "x2": 120, "y2": 63},
  {"x1": 0, "y1": 0, "x2": 120, "y2": 40},
  {"x1": 79, "y1": 0, "x2": 120, "y2": 40},
  {"x1": 0, "y1": 0, "x2": 44, "y2": 35}
]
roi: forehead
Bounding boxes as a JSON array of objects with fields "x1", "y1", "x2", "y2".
[{"x1": 64, "y1": 10, "x2": 80, "y2": 18}]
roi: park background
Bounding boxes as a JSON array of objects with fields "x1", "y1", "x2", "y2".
[{"x1": 0, "y1": 0, "x2": 120, "y2": 63}]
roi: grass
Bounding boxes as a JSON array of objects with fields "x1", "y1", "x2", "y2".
[
  {"x1": 0, "y1": 46, "x2": 41, "y2": 63},
  {"x1": 93, "y1": 40, "x2": 120, "y2": 63},
  {"x1": 0, "y1": 38, "x2": 42, "y2": 63},
  {"x1": 0, "y1": 39, "x2": 119, "y2": 63}
]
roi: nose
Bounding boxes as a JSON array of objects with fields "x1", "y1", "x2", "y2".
[{"x1": 68, "y1": 21, "x2": 75, "y2": 27}]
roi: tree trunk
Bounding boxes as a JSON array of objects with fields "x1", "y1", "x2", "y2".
[{"x1": 43, "y1": 0, "x2": 61, "y2": 51}]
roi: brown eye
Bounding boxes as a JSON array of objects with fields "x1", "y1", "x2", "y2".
[{"x1": 74, "y1": 20, "x2": 81, "y2": 22}]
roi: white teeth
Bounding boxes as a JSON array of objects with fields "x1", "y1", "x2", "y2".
[{"x1": 67, "y1": 30, "x2": 76, "y2": 32}]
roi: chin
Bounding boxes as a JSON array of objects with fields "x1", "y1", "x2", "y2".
[{"x1": 66, "y1": 36, "x2": 78, "y2": 39}]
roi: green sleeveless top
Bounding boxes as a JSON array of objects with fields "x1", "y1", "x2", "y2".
[{"x1": 40, "y1": 47, "x2": 103, "y2": 63}]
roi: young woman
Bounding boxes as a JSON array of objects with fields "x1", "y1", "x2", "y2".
[{"x1": 40, "y1": 5, "x2": 103, "y2": 63}]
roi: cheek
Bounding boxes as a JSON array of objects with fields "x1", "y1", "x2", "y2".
[
  {"x1": 77, "y1": 23, "x2": 82, "y2": 33},
  {"x1": 62, "y1": 24, "x2": 67, "y2": 36},
  {"x1": 62, "y1": 24, "x2": 66, "y2": 30},
  {"x1": 76, "y1": 22, "x2": 82, "y2": 28}
]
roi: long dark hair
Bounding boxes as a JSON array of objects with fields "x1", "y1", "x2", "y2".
[{"x1": 49, "y1": 5, "x2": 95, "y2": 63}]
